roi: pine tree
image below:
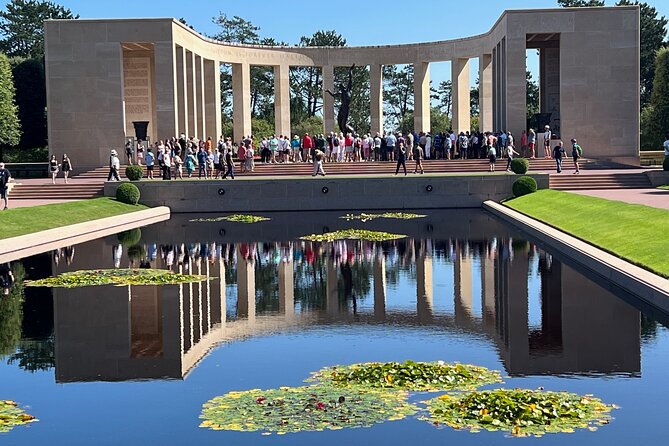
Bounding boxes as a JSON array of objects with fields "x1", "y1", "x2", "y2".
[{"x1": 0, "y1": 52, "x2": 20, "y2": 155}]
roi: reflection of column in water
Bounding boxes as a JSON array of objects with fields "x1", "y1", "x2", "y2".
[
  {"x1": 373, "y1": 256, "x2": 386, "y2": 322},
  {"x1": 481, "y1": 255, "x2": 496, "y2": 330},
  {"x1": 325, "y1": 256, "x2": 339, "y2": 316},
  {"x1": 195, "y1": 258, "x2": 203, "y2": 342},
  {"x1": 454, "y1": 245, "x2": 473, "y2": 324},
  {"x1": 278, "y1": 259, "x2": 294, "y2": 317},
  {"x1": 236, "y1": 246, "x2": 256, "y2": 322},
  {"x1": 218, "y1": 257, "x2": 226, "y2": 326},
  {"x1": 178, "y1": 263, "x2": 185, "y2": 356},
  {"x1": 416, "y1": 253, "x2": 433, "y2": 322},
  {"x1": 204, "y1": 260, "x2": 211, "y2": 336}
]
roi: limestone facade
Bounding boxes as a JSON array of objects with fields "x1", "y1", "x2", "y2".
[{"x1": 44, "y1": 6, "x2": 640, "y2": 167}]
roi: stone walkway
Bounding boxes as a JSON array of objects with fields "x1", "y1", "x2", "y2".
[{"x1": 571, "y1": 188, "x2": 669, "y2": 210}]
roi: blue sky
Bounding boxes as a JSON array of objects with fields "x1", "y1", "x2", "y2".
[{"x1": 52, "y1": 0, "x2": 669, "y2": 94}]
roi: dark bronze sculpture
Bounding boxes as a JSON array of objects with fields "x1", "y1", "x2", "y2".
[{"x1": 326, "y1": 64, "x2": 355, "y2": 134}]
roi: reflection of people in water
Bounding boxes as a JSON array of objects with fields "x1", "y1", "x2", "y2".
[
  {"x1": 113, "y1": 244, "x2": 123, "y2": 268},
  {"x1": 0, "y1": 263, "x2": 15, "y2": 296}
]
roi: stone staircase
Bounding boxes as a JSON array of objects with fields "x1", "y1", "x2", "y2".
[
  {"x1": 549, "y1": 172, "x2": 652, "y2": 190},
  {"x1": 8, "y1": 182, "x2": 104, "y2": 200}
]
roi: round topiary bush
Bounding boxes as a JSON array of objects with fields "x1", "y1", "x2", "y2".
[
  {"x1": 116, "y1": 182, "x2": 140, "y2": 205},
  {"x1": 663, "y1": 156, "x2": 669, "y2": 171},
  {"x1": 117, "y1": 229, "x2": 142, "y2": 246},
  {"x1": 125, "y1": 165, "x2": 144, "y2": 181},
  {"x1": 510, "y1": 157, "x2": 529, "y2": 174},
  {"x1": 513, "y1": 176, "x2": 538, "y2": 198}
]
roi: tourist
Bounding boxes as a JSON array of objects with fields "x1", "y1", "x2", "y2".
[
  {"x1": 173, "y1": 151, "x2": 183, "y2": 179},
  {"x1": 528, "y1": 128, "x2": 537, "y2": 159},
  {"x1": 354, "y1": 134, "x2": 362, "y2": 162},
  {"x1": 444, "y1": 132, "x2": 452, "y2": 160},
  {"x1": 245, "y1": 144, "x2": 255, "y2": 172},
  {"x1": 344, "y1": 132, "x2": 354, "y2": 162},
  {"x1": 197, "y1": 146, "x2": 208, "y2": 178},
  {"x1": 373, "y1": 132, "x2": 382, "y2": 161},
  {"x1": 0, "y1": 262, "x2": 14, "y2": 295},
  {"x1": 291, "y1": 135, "x2": 302, "y2": 162},
  {"x1": 395, "y1": 141, "x2": 407, "y2": 176},
  {"x1": 664, "y1": 133, "x2": 669, "y2": 156},
  {"x1": 553, "y1": 141, "x2": 565, "y2": 173},
  {"x1": 520, "y1": 130, "x2": 528, "y2": 157},
  {"x1": 0, "y1": 162, "x2": 11, "y2": 210},
  {"x1": 282, "y1": 135, "x2": 291, "y2": 162},
  {"x1": 312, "y1": 148, "x2": 326, "y2": 176},
  {"x1": 571, "y1": 138, "x2": 582, "y2": 174},
  {"x1": 488, "y1": 144, "x2": 497, "y2": 172},
  {"x1": 425, "y1": 132, "x2": 432, "y2": 160},
  {"x1": 543, "y1": 125, "x2": 552, "y2": 158},
  {"x1": 237, "y1": 142, "x2": 247, "y2": 173},
  {"x1": 505, "y1": 140, "x2": 520, "y2": 172},
  {"x1": 145, "y1": 148, "x2": 155, "y2": 179},
  {"x1": 125, "y1": 139, "x2": 134, "y2": 165},
  {"x1": 269, "y1": 135, "x2": 279, "y2": 163},
  {"x1": 213, "y1": 146, "x2": 222, "y2": 178},
  {"x1": 386, "y1": 131, "x2": 397, "y2": 162},
  {"x1": 222, "y1": 148, "x2": 235, "y2": 179},
  {"x1": 413, "y1": 143, "x2": 424, "y2": 174},
  {"x1": 362, "y1": 134, "x2": 371, "y2": 161},
  {"x1": 302, "y1": 133, "x2": 314, "y2": 162},
  {"x1": 62, "y1": 154, "x2": 73, "y2": 184},
  {"x1": 108, "y1": 149, "x2": 120, "y2": 181},
  {"x1": 433, "y1": 132, "x2": 443, "y2": 159},
  {"x1": 49, "y1": 154, "x2": 59, "y2": 184},
  {"x1": 458, "y1": 132, "x2": 469, "y2": 159},
  {"x1": 206, "y1": 147, "x2": 214, "y2": 176},
  {"x1": 184, "y1": 149, "x2": 196, "y2": 178}
]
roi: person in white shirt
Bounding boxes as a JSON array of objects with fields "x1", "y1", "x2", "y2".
[
  {"x1": 373, "y1": 133, "x2": 382, "y2": 161},
  {"x1": 108, "y1": 149, "x2": 120, "y2": 181},
  {"x1": 543, "y1": 125, "x2": 552, "y2": 158},
  {"x1": 450, "y1": 132, "x2": 456, "y2": 159},
  {"x1": 162, "y1": 150, "x2": 172, "y2": 180},
  {"x1": 425, "y1": 133, "x2": 432, "y2": 160},
  {"x1": 664, "y1": 133, "x2": 669, "y2": 156}
]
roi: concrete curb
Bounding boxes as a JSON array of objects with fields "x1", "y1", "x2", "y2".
[
  {"x1": 0, "y1": 206, "x2": 171, "y2": 264},
  {"x1": 483, "y1": 200, "x2": 669, "y2": 314}
]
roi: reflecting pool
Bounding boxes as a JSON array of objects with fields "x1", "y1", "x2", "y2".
[{"x1": 1, "y1": 210, "x2": 667, "y2": 445}]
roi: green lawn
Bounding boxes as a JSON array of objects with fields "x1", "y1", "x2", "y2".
[
  {"x1": 659, "y1": 185, "x2": 669, "y2": 190},
  {"x1": 505, "y1": 189, "x2": 669, "y2": 278},
  {"x1": 0, "y1": 198, "x2": 148, "y2": 240}
]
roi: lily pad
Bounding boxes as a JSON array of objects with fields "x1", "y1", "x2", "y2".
[
  {"x1": 200, "y1": 385, "x2": 417, "y2": 435},
  {"x1": 422, "y1": 388, "x2": 616, "y2": 437},
  {"x1": 0, "y1": 400, "x2": 37, "y2": 433},
  {"x1": 341, "y1": 212, "x2": 427, "y2": 222},
  {"x1": 190, "y1": 214, "x2": 270, "y2": 223},
  {"x1": 307, "y1": 361, "x2": 502, "y2": 392},
  {"x1": 300, "y1": 229, "x2": 406, "y2": 242},
  {"x1": 26, "y1": 269, "x2": 208, "y2": 288}
]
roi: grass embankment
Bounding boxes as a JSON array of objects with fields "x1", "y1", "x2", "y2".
[
  {"x1": 0, "y1": 198, "x2": 147, "y2": 240},
  {"x1": 658, "y1": 185, "x2": 669, "y2": 190},
  {"x1": 505, "y1": 189, "x2": 669, "y2": 278}
]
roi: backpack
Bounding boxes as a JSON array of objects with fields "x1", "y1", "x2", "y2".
[
  {"x1": 333, "y1": 137, "x2": 339, "y2": 147},
  {"x1": 575, "y1": 144, "x2": 583, "y2": 156}
]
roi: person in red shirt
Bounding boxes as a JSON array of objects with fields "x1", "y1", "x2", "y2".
[
  {"x1": 302, "y1": 133, "x2": 314, "y2": 162},
  {"x1": 344, "y1": 133, "x2": 354, "y2": 162}
]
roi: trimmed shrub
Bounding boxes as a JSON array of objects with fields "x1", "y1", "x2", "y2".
[
  {"x1": 663, "y1": 156, "x2": 669, "y2": 171},
  {"x1": 125, "y1": 165, "x2": 144, "y2": 181},
  {"x1": 510, "y1": 158, "x2": 529, "y2": 174},
  {"x1": 116, "y1": 182, "x2": 140, "y2": 205},
  {"x1": 512, "y1": 176, "x2": 537, "y2": 198},
  {"x1": 117, "y1": 228, "x2": 142, "y2": 246}
]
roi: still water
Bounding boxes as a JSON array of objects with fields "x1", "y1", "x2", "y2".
[{"x1": 0, "y1": 210, "x2": 667, "y2": 445}]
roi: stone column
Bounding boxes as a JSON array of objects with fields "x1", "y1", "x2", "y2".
[
  {"x1": 373, "y1": 256, "x2": 386, "y2": 322},
  {"x1": 413, "y1": 61, "x2": 430, "y2": 133},
  {"x1": 479, "y1": 54, "x2": 493, "y2": 132},
  {"x1": 175, "y1": 45, "x2": 187, "y2": 137},
  {"x1": 195, "y1": 55, "x2": 206, "y2": 140},
  {"x1": 322, "y1": 65, "x2": 335, "y2": 134},
  {"x1": 454, "y1": 246, "x2": 473, "y2": 325},
  {"x1": 370, "y1": 64, "x2": 384, "y2": 135},
  {"x1": 186, "y1": 50, "x2": 196, "y2": 138},
  {"x1": 505, "y1": 37, "x2": 527, "y2": 138},
  {"x1": 274, "y1": 64, "x2": 291, "y2": 138},
  {"x1": 492, "y1": 45, "x2": 499, "y2": 132},
  {"x1": 204, "y1": 59, "x2": 221, "y2": 140},
  {"x1": 416, "y1": 253, "x2": 433, "y2": 323},
  {"x1": 154, "y1": 42, "x2": 178, "y2": 140},
  {"x1": 232, "y1": 62, "x2": 252, "y2": 143},
  {"x1": 278, "y1": 259, "x2": 294, "y2": 317},
  {"x1": 236, "y1": 248, "x2": 256, "y2": 323},
  {"x1": 452, "y1": 58, "x2": 471, "y2": 134}
]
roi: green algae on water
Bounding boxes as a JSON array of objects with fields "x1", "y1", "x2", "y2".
[
  {"x1": 190, "y1": 214, "x2": 270, "y2": 223},
  {"x1": 26, "y1": 269, "x2": 208, "y2": 288},
  {"x1": 300, "y1": 229, "x2": 406, "y2": 242}
]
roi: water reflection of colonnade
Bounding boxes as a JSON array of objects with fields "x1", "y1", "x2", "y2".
[{"x1": 52, "y1": 237, "x2": 640, "y2": 382}]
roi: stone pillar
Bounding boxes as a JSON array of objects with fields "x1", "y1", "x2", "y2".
[
  {"x1": 413, "y1": 61, "x2": 430, "y2": 133},
  {"x1": 505, "y1": 37, "x2": 527, "y2": 138},
  {"x1": 186, "y1": 50, "x2": 196, "y2": 138},
  {"x1": 416, "y1": 253, "x2": 433, "y2": 323},
  {"x1": 452, "y1": 58, "x2": 471, "y2": 133},
  {"x1": 540, "y1": 47, "x2": 561, "y2": 132},
  {"x1": 278, "y1": 259, "x2": 294, "y2": 317},
  {"x1": 479, "y1": 54, "x2": 493, "y2": 132},
  {"x1": 195, "y1": 55, "x2": 206, "y2": 140},
  {"x1": 322, "y1": 65, "x2": 335, "y2": 134},
  {"x1": 154, "y1": 42, "x2": 178, "y2": 140},
  {"x1": 454, "y1": 246, "x2": 473, "y2": 324},
  {"x1": 370, "y1": 64, "x2": 384, "y2": 135},
  {"x1": 274, "y1": 64, "x2": 291, "y2": 138},
  {"x1": 175, "y1": 46, "x2": 187, "y2": 137},
  {"x1": 236, "y1": 248, "x2": 256, "y2": 323},
  {"x1": 232, "y1": 62, "x2": 252, "y2": 143},
  {"x1": 204, "y1": 59, "x2": 221, "y2": 141},
  {"x1": 373, "y1": 256, "x2": 386, "y2": 322},
  {"x1": 492, "y1": 45, "x2": 499, "y2": 132}
]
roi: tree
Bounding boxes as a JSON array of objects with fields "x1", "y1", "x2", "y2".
[
  {"x1": 211, "y1": 12, "x2": 260, "y2": 44},
  {"x1": 383, "y1": 65, "x2": 414, "y2": 128},
  {"x1": 642, "y1": 47, "x2": 669, "y2": 150},
  {"x1": 526, "y1": 71, "x2": 540, "y2": 118},
  {"x1": 0, "y1": 52, "x2": 20, "y2": 160},
  {"x1": 557, "y1": 0, "x2": 605, "y2": 6},
  {"x1": 334, "y1": 65, "x2": 370, "y2": 134},
  {"x1": 433, "y1": 80, "x2": 452, "y2": 118},
  {"x1": 12, "y1": 57, "x2": 46, "y2": 149},
  {"x1": 0, "y1": 0, "x2": 78, "y2": 59}
]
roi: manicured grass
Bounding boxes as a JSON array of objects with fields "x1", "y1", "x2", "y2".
[
  {"x1": 505, "y1": 189, "x2": 669, "y2": 278},
  {"x1": 0, "y1": 198, "x2": 148, "y2": 240},
  {"x1": 658, "y1": 185, "x2": 669, "y2": 190}
]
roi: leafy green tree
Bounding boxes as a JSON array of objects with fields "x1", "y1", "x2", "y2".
[
  {"x1": 383, "y1": 65, "x2": 414, "y2": 128},
  {"x1": 526, "y1": 71, "x2": 540, "y2": 118},
  {"x1": 0, "y1": 52, "x2": 20, "y2": 160},
  {"x1": 557, "y1": 0, "x2": 605, "y2": 6},
  {"x1": 0, "y1": 263, "x2": 24, "y2": 358},
  {"x1": 291, "y1": 116, "x2": 324, "y2": 137},
  {"x1": 334, "y1": 65, "x2": 370, "y2": 134},
  {"x1": 642, "y1": 47, "x2": 669, "y2": 150},
  {"x1": 0, "y1": 0, "x2": 78, "y2": 59},
  {"x1": 251, "y1": 118, "x2": 274, "y2": 139},
  {"x1": 433, "y1": 80, "x2": 452, "y2": 118},
  {"x1": 11, "y1": 57, "x2": 46, "y2": 149},
  {"x1": 211, "y1": 13, "x2": 260, "y2": 44}
]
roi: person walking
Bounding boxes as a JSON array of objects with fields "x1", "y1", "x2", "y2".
[
  {"x1": 553, "y1": 141, "x2": 565, "y2": 173},
  {"x1": 173, "y1": 151, "x2": 183, "y2": 179},
  {"x1": 197, "y1": 146, "x2": 208, "y2": 179},
  {"x1": 222, "y1": 148, "x2": 235, "y2": 179},
  {"x1": 312, "y1": 149, "x2": 326, "y2": 176},
  {"x1": 488, "y1": 144, "x2": 497, "y2": 172},
  {"x1": 125, "y1": 139, "x2": 134, "y2": 165},
  {"x1": 107, "y1": 149, "x2": 120, "y2": 181},
  {"x1": 0, "y1": 162, "x2": 11, "y2": 210},
  {"x1": 61, "y1": 154, "x2": 73, "y2": 184},
  {"x1": 505, "y1": 142, "x2": 520, "y2": 172},
  {"x1": 145, "y1": 148, "x2": 155, "y2": 179},
  {"x1": 49, "y1": 154, "x2": 59, "y2": 184},
  {"x1": 185, "y1": 149, "x2": 196, "y2": 178},
  {"x1": 413, "y1": 143, "x2": 424, "y2": 174},
  {"x1": 543, "y1": 125, "x2": 552, "y2": 158},
  {"x1": 528, "y1": 128, "x2": 537, "y2": 159},
  {"x1": 571, "y1": 138, "x2": 582, "y2": 174},
  {"x1": 395, "y1": 142, "x2": 407, "y2": 175}
]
